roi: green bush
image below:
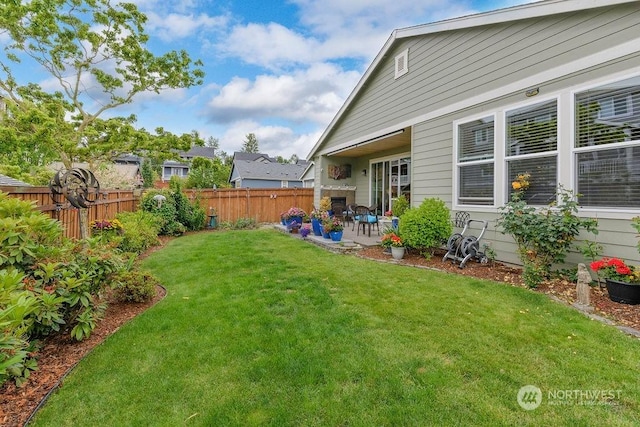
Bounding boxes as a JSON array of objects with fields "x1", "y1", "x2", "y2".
[
  {"x1": 399, "y1": 198, "x2": 452, "y2": 256},
  {"x1": 497, "y1": 186, "x2": 598, "y2": 288},
  {"x1": 116, "y1": 210, "x2": 162, "y2": 254},
  {"x1": 391, "y1": 194, "x2": 410, "y2": 218},
  {"x1": 112, "y1": 270, "x2": 159, "y2": 303},
  {"x1": 169, "y1": 178, "x2": 206, "y2": 231},
  {"x1": 140, "y1": 189, "x2": 183, "y2": 236}
]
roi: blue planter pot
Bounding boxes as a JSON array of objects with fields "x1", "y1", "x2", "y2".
[
  {"x1": 322, "y1": 230, "x2": 331, "y2": 239},
  {"x1": 287, "y1": 216, "x2": 302, "y2": 229},
  {"x1": 330, "y1": 230, "x2": 343, "y2": 242},
  {"x1": 311, "y1": 218, "x2": 322, "y2": 236}
]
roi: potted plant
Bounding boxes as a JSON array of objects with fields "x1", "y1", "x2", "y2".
[
  {"x1": 382, "y1": 231, "x2": 405, "y2": 260},
  {"x1": 326, "y1": 216, "x2": 344, "y2": 241},
  {"x1": 590, "y1": 257, "x2": 640, "y2": 304},
  {"x1": 284, "y1": 207, "x2": 306, "y2": 228},
  {"x1": 300, "y1": 223, "x2": 311, "y2": 239},
  {"x1": 309, "y1": 208, "x2": 323, "y2": 236},
  {"x1": 320, "y1": 211, "x2": 332, "y2": 239}
]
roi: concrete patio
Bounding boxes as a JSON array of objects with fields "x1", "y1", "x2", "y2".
[{"x1": 274, "y1": 219, "x2": 383, "y2": 253}]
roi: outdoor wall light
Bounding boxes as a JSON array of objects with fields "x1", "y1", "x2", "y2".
[{"x1": 362, "y1": 169, "x2": 367, "y2": 176}]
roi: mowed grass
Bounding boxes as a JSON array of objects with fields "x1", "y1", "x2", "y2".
[{"x1": 32, "y1": 230, "x2": 640, "y2": 426}]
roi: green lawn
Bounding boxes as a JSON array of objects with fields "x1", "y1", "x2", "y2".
[{"x1": 32, "y1": 230, "x2": 640, "y2": 426}]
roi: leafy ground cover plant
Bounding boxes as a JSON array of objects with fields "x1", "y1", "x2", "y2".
[
  {"x1": 498, "y1": 186, "x2": 598, "y2": 287},
  {"x1": 0, "y1": 191, "x2": 158, "y2": 386},
  {"x1": 399, "y1": 198, "x2": 452, "y2": 257}
]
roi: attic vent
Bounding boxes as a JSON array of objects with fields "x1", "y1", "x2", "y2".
[{"x1": 394, "y1": 48, "x2": 409, "y2": 79}]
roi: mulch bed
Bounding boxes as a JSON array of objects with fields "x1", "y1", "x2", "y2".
[{"x1": 1, "y1": 237, "x2": 638, "y2": 427}]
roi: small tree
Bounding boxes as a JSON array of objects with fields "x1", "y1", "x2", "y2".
[
  {"x1": 241, "y1": 133, "x2": 259, "y2": 153},
  {"x1": 497, "y1": 186, "x2": 598, "y2": 287}
]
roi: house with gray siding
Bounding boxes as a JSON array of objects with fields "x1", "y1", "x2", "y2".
[
  {"x1": 307, "y1": 0, "x2": 640, "y2": 266},
  {"x1": 229, "y1": 152, "x2": 308, "y2": 188}
]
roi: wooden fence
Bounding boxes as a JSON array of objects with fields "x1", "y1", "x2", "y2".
[{"x1": 1, "y1": 186, "x2": 314, "y2": 239}]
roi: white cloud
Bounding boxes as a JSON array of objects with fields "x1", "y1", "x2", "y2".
[
  {"x1": 145, "y1": 12, "x2": 228, "y2": 42},
  {"x1": 205, "y1": 63, "x2": 360, "y2": 126},
  {"x1": 217, "y1": 120, "x2": 321, "y2": 159}
]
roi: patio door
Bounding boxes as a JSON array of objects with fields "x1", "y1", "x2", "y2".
[{"x1": 370, "y1": 155, "x2": 411, "y2": 215}]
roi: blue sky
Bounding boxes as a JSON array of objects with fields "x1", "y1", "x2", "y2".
[{"x1": 10, "y1": 0, "x2": 537, "y2": 160}]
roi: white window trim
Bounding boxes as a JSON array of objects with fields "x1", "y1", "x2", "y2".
[
  {"x1": 281, "y1": 180, "x2": 288, "y2": 188},
  {"x1": 394, "y1": 48, "x2": 409, "y2": 79},
  {"x1": 570, "y1": 72, "x2": 640, "y2": 217},
  {"x1": 453, "y1": 113, "x2": 497, "y2": 210},
  {"x1": 451, "y1": 70, "x2": 640, "y2": 218}
]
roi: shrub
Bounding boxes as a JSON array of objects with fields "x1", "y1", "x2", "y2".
[
  {"x1": 497, "y1": 186, "x2": 598, "y2": 288},
  {"x1": 116, "y1": 210, "x2": 162, "y2": 254},
  {"x1": 140, "y1": 189, "x2": 184, "y2": 236},
  {"x1": 169, "y1": 178, "x2": 206, "y2": 231},
  {"x1": 391, "y1": 194, "x2": 410, "y2": 218},
  {"x1": 399, "y1": 198, "x2": 452, "y2": 256},
  {"x1": 112, "y1": 270, "x2": 159, "y2": 303}
]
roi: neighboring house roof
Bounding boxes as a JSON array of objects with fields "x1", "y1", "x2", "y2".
[
  {"x1": 229, "y1": 152, "x2": 308, "y2": 183},
  {"x1": 307, "y1": 0, "x2": 635, "y2": 158},
  {"x1": 300, "y1": 162, "x2": 315, "y2": 181},
  {"x1": 0, "y1": 174, "x2": 32, "y2": 187},
  {"x1": 180, "y1": 146, "x2": 217, "y2": 159}
]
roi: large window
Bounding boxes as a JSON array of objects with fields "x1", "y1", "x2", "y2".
[
  {"x1": 575, "y1": 76, "x2": 640, "y2": 208},
  {"x1": 457, "y1": 116, "x2": 494, "y2": 206},
  {"x1": 505, "y1": 100, "x2": 558, "y2": 204}
]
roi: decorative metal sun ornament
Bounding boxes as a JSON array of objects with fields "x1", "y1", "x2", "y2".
[{"x1": 49, "y1": 168, "x2": 101, "y2": 209}]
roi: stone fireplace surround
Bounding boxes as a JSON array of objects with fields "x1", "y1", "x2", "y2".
[{"x1": 320, "y1": 186, "x2": 356, "y2": 208}]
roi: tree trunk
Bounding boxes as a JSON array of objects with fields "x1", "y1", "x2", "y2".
[{"x1": 79, "y1": 208, "x2": 89, "y2": 239}]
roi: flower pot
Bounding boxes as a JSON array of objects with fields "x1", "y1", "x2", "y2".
[
  {"x1": 330, "y1": 230, "x2": 343, "y2": 242},
  {"x1": 391, "y1": 246, "x2": 405, "y2": 260},
  {"x1": 605, "y1": 279, "x2": 640, "y2": 305},
  {"x1": 311, "y1": 218, "x2": 323, "y2": 236},
  {"x1": 322, "y1": 231, "x2": 331, "y2": 239}
]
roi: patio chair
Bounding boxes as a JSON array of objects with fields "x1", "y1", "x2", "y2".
[{"x1": 354, "y1": 205, "x2": 380, "y2": 237}]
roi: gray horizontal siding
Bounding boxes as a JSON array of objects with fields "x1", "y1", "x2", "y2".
[{"x1": 323, "y1": 3, "x2": 640, "y2": 151}]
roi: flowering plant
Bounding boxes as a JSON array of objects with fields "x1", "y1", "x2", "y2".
[
  {"x1": 309, "y1": 208, "x2": 322, "y2": 219},
  {"x1": 300, "y1": 224, "x2": 311, "y2": 238},
  {"x1": 381, "y1": 232, "x2": 403, "y2": 248},
  {"x1": 384, "y1": 210, "x2": 393, "y2": 217},
  {"x1": 90, "y1": 218, "x2": 123, "y2": 231},
  {"x1": 323, "y1": 216, "x2": 343, "y2": 232},
  {"x1": 511, "y1": 172, "x2": 531, "y2": 192},
  {"x1": 590, "y1": 258, "x2": 640, "y2": 283},
  {"x1": 283, "y1": 206, "x2": 306, "y2": 220}
]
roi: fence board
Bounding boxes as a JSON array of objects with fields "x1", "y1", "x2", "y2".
[{"x1": 1, "y1": 186, "x2": 314, "y2": 238}]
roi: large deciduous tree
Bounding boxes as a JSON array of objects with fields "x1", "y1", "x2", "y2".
[{"x1": 0, "y1": 0, "x2": 204, "y2": 237}]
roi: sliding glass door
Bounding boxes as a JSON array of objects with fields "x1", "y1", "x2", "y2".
[{"x1": 370, "y1": 155, "x2": 411, "y2": 215}]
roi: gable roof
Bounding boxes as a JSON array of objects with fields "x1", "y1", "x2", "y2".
[
  {"x1": 0, "y1": 174, "x2": 32, "y2": 187},
  {"x1": 181, "y1": 146, "x2": 217, "y2": 159},
  {"x1": 231, "y1": 159, "x2": 308, "y2": 181},
  {"x1": 229, "y1": 152, "x2": 309, "y2": 182},
  {"x1": 307, "y1": 0, "x2": 637, "y2": 158}
]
